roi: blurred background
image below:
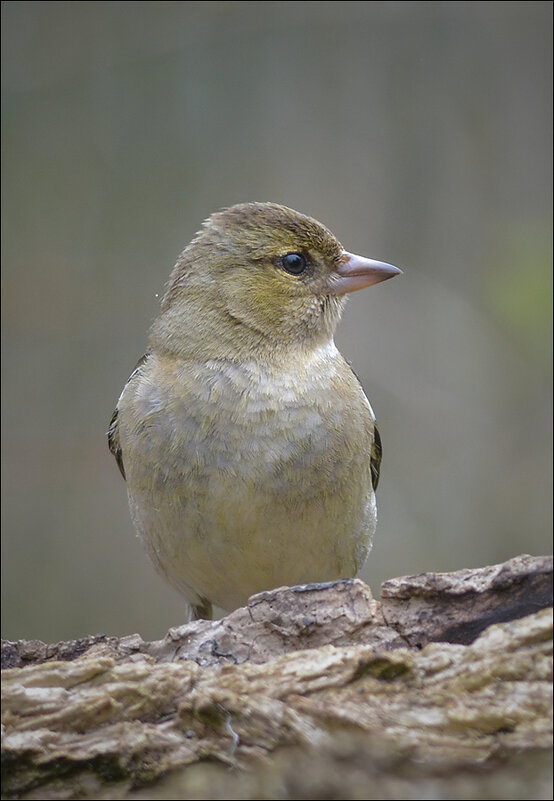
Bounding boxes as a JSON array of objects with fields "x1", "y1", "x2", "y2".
[{"x1": 2, "y1": 1, "x2": 552, "y2": 642}]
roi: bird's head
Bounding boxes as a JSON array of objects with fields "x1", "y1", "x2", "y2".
[{"x1": 151, "y1": 202, "x2": 401, "y2": 362}]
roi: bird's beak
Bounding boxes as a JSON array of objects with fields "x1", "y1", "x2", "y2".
[{"x1": 330, "y1": 252, "x2": 402, "y2": 295}]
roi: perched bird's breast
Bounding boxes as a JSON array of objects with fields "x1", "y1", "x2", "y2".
[
  {"x1": 117, "y1": 344, "x2": 377, "y2": 608},
  {"x1": 123, "y1": 345, "x2": 372, "y2": 491}
]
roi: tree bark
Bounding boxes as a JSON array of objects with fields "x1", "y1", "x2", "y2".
[{"x1": 2, "y1": 554, "x2": 552, "y2": 800}]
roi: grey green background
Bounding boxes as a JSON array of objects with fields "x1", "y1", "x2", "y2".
[{"x1": 2, "y1": 1, "x2": 552, "y2": 642}]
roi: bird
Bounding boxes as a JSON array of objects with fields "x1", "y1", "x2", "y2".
[{"x1": 108, "y1": 202, "x2": 401, "y2": 621}]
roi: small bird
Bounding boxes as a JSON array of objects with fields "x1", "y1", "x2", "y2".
[{"x1": 109, "y1": 202, "x2": 401, "y2": 620}]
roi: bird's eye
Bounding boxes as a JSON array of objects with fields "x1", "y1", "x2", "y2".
[{"x1": 281, "y1": 252, "x2": 307, "y2": 275}]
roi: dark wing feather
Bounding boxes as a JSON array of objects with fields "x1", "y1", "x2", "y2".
[
  {"x1": 108, "y1": 353, "x2": 149, "y2": 481},
  {"x1": 370, "y1": 424, "x2": 382, "y2": 491},
  {"x1": 108, "y1": 406, "x2": 126, "y2": 479},
  {"x1": 344, "y1": 360, "x2": 383, "y2": 493}
]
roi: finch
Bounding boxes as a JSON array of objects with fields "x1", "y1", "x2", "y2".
[{"x1": 109, "y1": 202, "x2": 401, "y2": 620}]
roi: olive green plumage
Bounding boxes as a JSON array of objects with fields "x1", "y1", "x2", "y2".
[{"x1": 109, "y1": 202, "x2": 400, "y2": 620}]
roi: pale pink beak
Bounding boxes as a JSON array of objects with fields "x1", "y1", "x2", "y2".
[{"x1": 330, "y1": 251, "x2": 402, "y2": 295}]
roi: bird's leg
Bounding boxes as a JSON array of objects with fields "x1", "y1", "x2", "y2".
[{"x1": 188, "y1": 597, "x2": 213, "y2": 621}]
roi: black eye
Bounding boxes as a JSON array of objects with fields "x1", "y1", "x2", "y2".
[{"x1": 281, "y1": 252, "x2": 307, "y2": 275}]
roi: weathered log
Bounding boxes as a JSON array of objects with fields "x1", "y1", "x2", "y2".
[{"x1": 1, "y1": 554, "x2": 552, "y2": 800}]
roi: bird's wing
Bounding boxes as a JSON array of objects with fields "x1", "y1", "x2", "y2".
[
  {"x1": 370, "y1": 423, "x2": 382, "y2": 491},
  {"x1": 343, "y1": 360, "x2": 382, "y2": 492},
  {"x1": 108, "y1": 353, "x2": 149, "y2": 480}
]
